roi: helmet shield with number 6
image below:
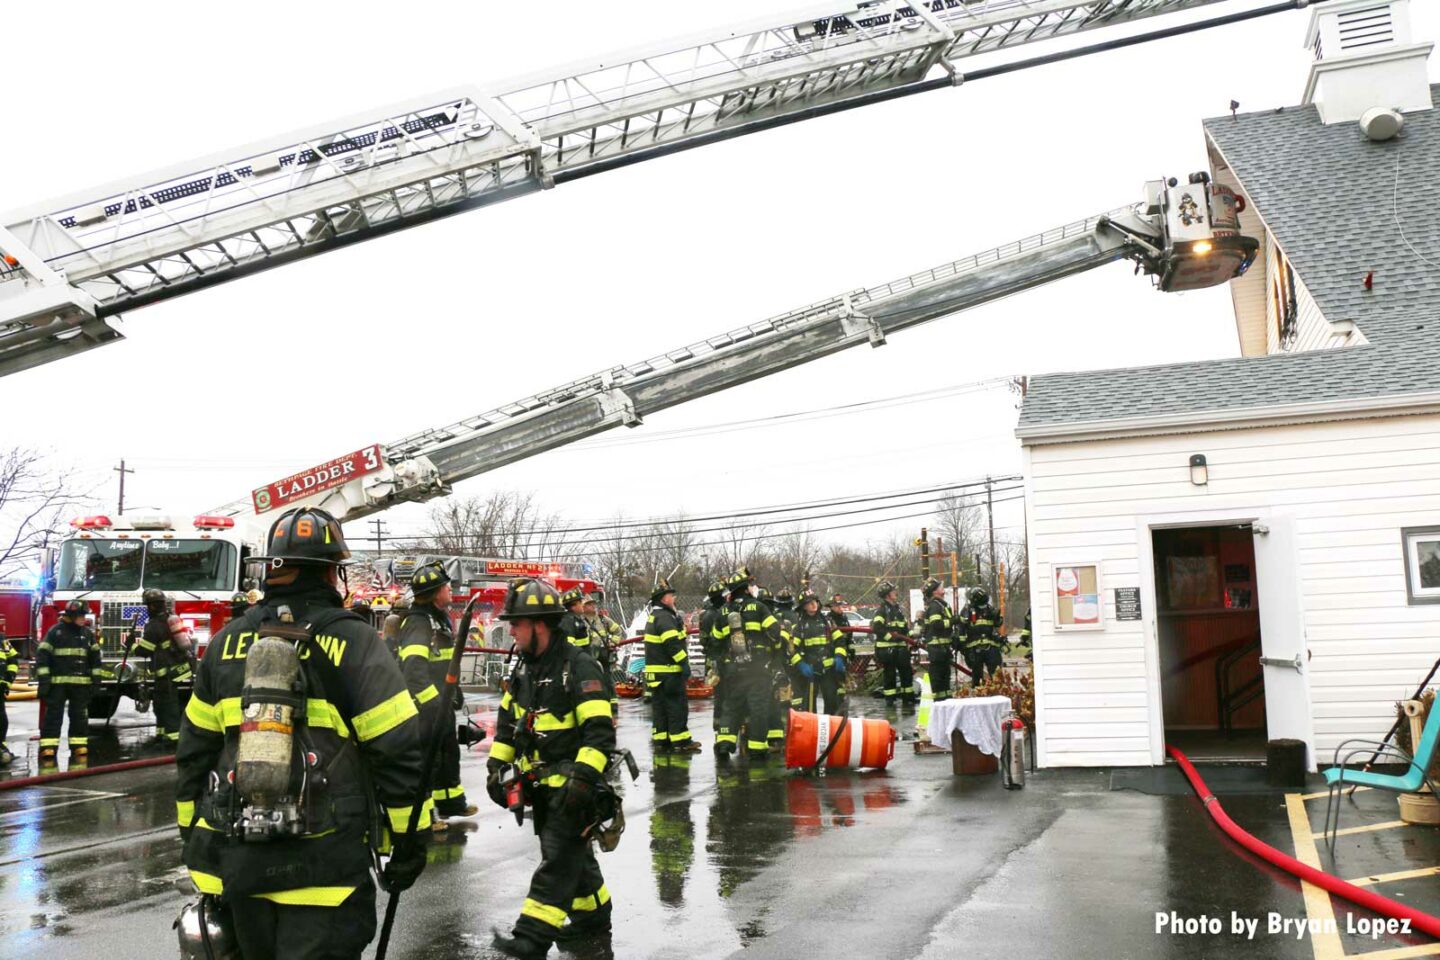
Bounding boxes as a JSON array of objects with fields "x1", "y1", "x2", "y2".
[{"x1": 252, "y1": 507, "x2": 352, "y2": 568}]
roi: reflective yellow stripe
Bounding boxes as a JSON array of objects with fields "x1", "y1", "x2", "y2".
[
  {"x1": 671, "y1": 649, "x2": 688, "y2": 663},
  {"x1": 50, "y1": 676, "x2": 92, "y2": 684},
  {"x1": 255, "y1": 886, "x2": 356, "y2": 907},
  {"x1": 432, "y1": 785, "x2": 465, "y2": 802},
  {"x1": 575, "y1": 699, "x2": 612, "y2": 722},
  {"x1": 50, "y1": 647, "x2": 90, "y2": 657},
  {"x1": 352, "y1": 689, "x2": 417, "y2": 742},
  {"x1": 431, "y1": 647, "x2": 454, "y2": 661},
  {"x1": 522, "y1": 898, "x2": 568, "y2": 928},
  {"x1": 415, "y1": 685, "x2": 439, "y2": 705},
  {"x1": 490, "y1": 741, "x2": 516, "y2": 763},
  {"x1": 305, "y1": 700, "x2": 352, "y2": 739},
  {"x1": 398, "y1": 644, "x2": 430, "y2": 660},
  {"x1": 184, "y1": 696, "x2": 223, "y2": 733},
  {"x1": 576, "y1": 746, "x2": 608, "y2": 774},
  {"x1": 645, "y1": 664, "x2": 681, "y2": 674},
  {"x1": 176, "y1": 800, "x2": 196, "y2": 828},
  {"x1": 190, "y1": 870, "x2": 223, "y2": 895},
  {"x1": 538, "y1": 773, "x2": 567, "y2": 788},
  {"x1": 499, "y1": 691, "x2": 513, "y2": 710},
  {"x1": 571, "y1": 884, "x2": 610, "y2": 912},
  {"x1": 533, "y1": 711, "x2": 577, "y2": 731},
  {"x1": 386, "y1": 799, "x2": 434, "y2": 833}
]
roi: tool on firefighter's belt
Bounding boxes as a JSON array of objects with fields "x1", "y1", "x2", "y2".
[
  {"x1": 375, "y1": 595, "x2": 480, "y2": 960},
  {"x1": 456, "y1": 716, "x2": 488, "y2": 748},
  {"x1": 498, "y1": 764, "x2": 529, "y2": 825},
  {"x1": 581, "y1": 749, "x2": 639, "y2": 852},
  {"x1": 175, "y1": 893, "x2": 241, "y2": 959}
]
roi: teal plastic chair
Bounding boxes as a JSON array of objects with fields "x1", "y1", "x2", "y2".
[{"x1": 1322, "y1": 705, "x2": 1440, "y2": 849}]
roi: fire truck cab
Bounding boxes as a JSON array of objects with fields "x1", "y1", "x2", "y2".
[{"x1": 43, "y1": 513, "x2": 259, "y2": 720}]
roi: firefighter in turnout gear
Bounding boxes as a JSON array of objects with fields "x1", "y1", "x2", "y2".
[
  {"x1": 644, "y1": 579, "x2": 699, "y2": 752},
  {"x1": 487, "y1": 578, "x2": 619, "y2": 959},
  {"x1": 581, "y1": 592, "x2": 623, "y2": 715},
  {"x1": 0, "y1": 617, "x2": 17, "y2": 766},
  {"x1": 559, "y1": 587, "x2": 591, "y2": 650},
  {"x1": 36, "y1": 599, "x2": 101, "y2": 761},
  {"x1": 960, "y1": 587, "x2": 1004, "y2": 687},
  {"x1": 1018, "y1": 608, "x2": 1033, "y2": 660},
  {"x1": 771, "y1": 588, "x2": 805, "y2": 715},
  {"x1": 921, "y1": 578, "x2": 956, "y2": 700},
  {"x1": 789, "y1": 593, "x2": 847, "y2": 715},
  {"x1": 175, "y1": 507, "x2": 430, "y2": 960},
  {"x1": 870, "y1": 582, "x2": 915, "y2": 706},
  {"x1": 398, "y1": 559, "x2": 476, "y2": 825},
  {"x1": 716, "y1": 568, "x2": 788, "y2": 756},
  {"x1": 698, "y1": 581, "x2": 731, "y2": 734}
]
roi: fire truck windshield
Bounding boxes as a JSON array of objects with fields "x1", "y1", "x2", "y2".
[{"x1": 57, "y1": 539, "x2": 237, "y2": 593}]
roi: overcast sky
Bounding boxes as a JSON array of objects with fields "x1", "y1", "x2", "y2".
[{"x1": 4, "y1": 0, "x2": 1436, "y2": 561}]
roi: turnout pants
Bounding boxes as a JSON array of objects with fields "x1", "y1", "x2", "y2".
[
  {"x1": 797, "y1": 670, "x2": 842, "y2": 716},
  {"x1": 153, "y1": 678, "x2": 181, "y2": 743},
  {"x1": 926, "y1": 644, "x2": 953, "y2": 700},
  {"x1": 969, "y1": 645, "x2": 1002, "y2": 686},
  {"x1": 39, "y1": 684, "x2": 90, "y2": 750},
  {"x1": 878, "y1": 646, "x2": 912, "y2": 702},
  {"x1": 231, "y1": 879, "x2": 378, "y2": 960},
  {"x1": 431, "y1": 706, "x2": 471, "y2": 817},
  {"x1": 512, "y1": 788, "x2": 611, "y2": 948},
  {"x1": 648, "y1": 671, "x2": 691, "y2": 747},
  {"x1": 718, "y1": 664, "x2": 776, "y2": 754}
]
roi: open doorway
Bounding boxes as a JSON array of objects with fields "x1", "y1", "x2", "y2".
[{"x1": 1152, "y1": 524, "x2": 1267, "y2": 761}]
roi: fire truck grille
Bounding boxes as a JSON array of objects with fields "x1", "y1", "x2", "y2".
[{"x1": 98, "y1": 601, "x2": 147, "y2": 657}]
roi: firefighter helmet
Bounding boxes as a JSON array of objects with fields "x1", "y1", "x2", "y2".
[
  {"x1": 877, "y1": 581, "x2": 897, "y2": 598},
  {"x1": 775, "y1": 588, "x2": 794, "y2": 606},
  {"x1": 409, "y1": 560, "x2": 451, "y2": 596},
  {"x1": 142, "y1": 588, "x2": 168, "y2": 613},
  {"x1": 969, "y1": 587, "x2": 989, "y2": 608},
  {"x1": 349, "y1": 596, "x2": 373, "y2": 614},
  {"x1": 63, "y1": 599, "x2": 87, "y2": 619},
  {"x1": 799, "y1": 591, "x2": 820, "y2": 608},
  {"x1": 498, "y1": 578, "x2": 564, "y2": 621},
  {"x1": 706, "y1": 580, "x2": 727, "y2": 602},
  {"x1": 922, "y1": 577, "x2": 943, "y2": 597},
  {"x1": 726, "y1": 567, "x2": 753, "y2": 592},
  {"x1": 651, "y1": 578, "x2": 676, "y2": 604},
  {"x1": 757, "y1": 586, "x2": 773, "y2": 603},
  {"x1": 830, "y1": 594, "x2": 845, "y2": 607},
  {"x1": 561, "y1": 586, "x2": 586, "y2": 608},
  {"x1": 253, "y1": 507, "x2": 351, "y2": 568}
]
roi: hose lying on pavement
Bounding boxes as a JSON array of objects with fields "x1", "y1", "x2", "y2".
[
  {"x1": 0, "y1": 754, "x2": 175, "y2": 791},
  {"x1": 1167, "y1": 744, "x2": 1440, "y2": 940}
]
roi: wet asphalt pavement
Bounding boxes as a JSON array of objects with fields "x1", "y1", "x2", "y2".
[{"x1": 2, "y1": 694, "x2": 1438, "y2": 959}]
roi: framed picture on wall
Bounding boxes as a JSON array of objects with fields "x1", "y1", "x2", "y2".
[{"x1": 1053, "y1": 562, "x2": 1103, "y2": 631}]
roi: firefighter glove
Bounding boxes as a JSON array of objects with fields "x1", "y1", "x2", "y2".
[
  {"x1": 486, "y1": 759, "x2": 509, "y2": 809},
  {"x1": 560, "y1": 764, "x2": 601, "y2": 821},
  {"x1": 796, "y1": 661, "x2": 814, "y2": 680},
  {"x1": 382, "y1": 834, "x2": 429, "y2": 892},
  {"x1": 37, "y1": 679, "x2": 50, "y2": 697},
  {"x1": 833, "y1": 654, "x2": 847, "y2": 674}
]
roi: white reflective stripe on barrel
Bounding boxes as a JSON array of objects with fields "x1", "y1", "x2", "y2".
[
  {"x1": 848, "y1": 718, "x2": 864, "y2": 767},
  {"x1": 814, "y1": 713, "x2": 830, "y2": 763}
]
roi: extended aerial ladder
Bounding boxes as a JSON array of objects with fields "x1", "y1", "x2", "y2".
[
  {"x1": 210, "y1": 172, "x2": 1256, "y2": 530},
  {"x1": 0, "y1": 0, "x2": 1306, "y2": 377}
]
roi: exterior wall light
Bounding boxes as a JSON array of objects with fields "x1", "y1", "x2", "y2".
[{"x1": 1189, "y1": 454, "x2": 1209, "y2": 486}]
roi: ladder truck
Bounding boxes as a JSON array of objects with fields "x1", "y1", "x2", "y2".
[{"x1": 0, "y1": 0, "x2": 1303, "y2": 377}]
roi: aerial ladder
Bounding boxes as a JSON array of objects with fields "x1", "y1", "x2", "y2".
[
  {"x1": 0, "y1": 0, "x2": 1307, "y2": 377},
  {"x1": 211, "y1": 171, "x2": 1256, "y2": 531}
]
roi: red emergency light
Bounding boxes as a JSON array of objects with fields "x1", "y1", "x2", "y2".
[
  {"x1": 193, "y1": 515, "x2": 236, "y2": 530},
  {"x1": 71, "y1": 515, "x2": 113, "y2": 529}
]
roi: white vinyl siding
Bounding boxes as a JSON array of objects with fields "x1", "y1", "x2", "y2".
[{"x1": 1026, "y1": 413, "x2": 1440, "y2": 768}]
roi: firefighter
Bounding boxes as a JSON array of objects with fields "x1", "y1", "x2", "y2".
[
  {"x1": 789, "y1": 592, "x2": 848, "y2": 715},
  {"x1": 698, "y1": 581, "x2": 730, "y2": 732},
  {"x1": 35, "y1": 600, "x2": 101, "y2": 762},
  {"x1": 229, "y1": 592, "x2": 250, "y2": 621},
  {"x1": 717, "y1": 568, "x2": 787, "y2": 756},
  {"x1": 175, "y1": 506, "x2": 429, "y2": 960},
  {"x1": 131, "y1": 588, "x2": 176, "y2": 742},
  {"x1": 486, "y1": 578, "x2": 618, "y2": 959},
  {"x1": 921, "y1": 578, "x2": 955, "y2": 700},
  {"x1": 1018, "y1": 607, "x2": 1033, "y2": 661},
  {"x1": 644, "y1": 579, "x2": 700, "y2": 753},
  {"x1": 0, "y1": 616, "x2": 16, "y2": 766},
  {"x1": 581, "y1": 591, "x2": 624, "y2": 714},
  {"x1": 827, "y1": 594, "x2": 849, "y2": 633},
  {"x1": 558, "y1": 587, "x2": 592, "y2": 650},
  {"x1": 398, "y1": 560, "x2": 477, "y2": 825},
  {"x1": 159, "y1": 614, "x2": 197, "y2": 744},
  {"x1": 961, "y1": 587, "x2": 1004, "y2": 687},
  {"x1": 771, "y1": 588, "x2": 796, "y2": 631},
  {"x1": 870, "y1": 581, "x2": 915, "y2": 706},
  {"x1": 771, "y1": 588, "x2": 805, "y2": 715}
]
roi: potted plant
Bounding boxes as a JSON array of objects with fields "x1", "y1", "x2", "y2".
[{"x1": 1396, "y1": 691, "x2": 1439, "y2": 826}]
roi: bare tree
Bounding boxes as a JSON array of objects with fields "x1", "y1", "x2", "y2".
[
  {"x1": 0, "y1": 448, "x2": 91, "y2": 580},
  {"x1": 931, "y1": 493, "x2": 984, "y2": 580},
  {"x1": 768, "y1": 528, "x2": 821, "y2": 593}
]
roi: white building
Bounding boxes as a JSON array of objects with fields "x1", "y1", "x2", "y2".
[{"x1": 1019, "y1": 0, "x2": 1440, "y2": 769}]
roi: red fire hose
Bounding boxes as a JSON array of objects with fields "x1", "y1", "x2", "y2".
[
  {"x1": 1167, "y1": 745, "x2": 1440, "y2": 939},
  {"x1": 0, "y1": 754, "x2": 176, "y2": 791}
]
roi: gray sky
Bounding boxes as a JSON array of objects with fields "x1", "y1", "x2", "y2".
[{"x1": 4, "y1": 0, "x2": 1436, "y2": 560}]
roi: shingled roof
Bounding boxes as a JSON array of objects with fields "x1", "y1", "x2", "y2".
[{"x1": 1017, "y1": 83, "x2": 1440, "y2": 437}]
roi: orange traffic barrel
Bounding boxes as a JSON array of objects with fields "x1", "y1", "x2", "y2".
[{"x1": 784, "y1": 709, "x2": 896, "y2": 771}]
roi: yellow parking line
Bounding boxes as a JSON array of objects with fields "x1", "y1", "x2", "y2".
[
  {"x1": 1303, "y1": 786, "x2": 1372, "y2": 801},
  {"x1": 1285, "y1": 792, "x2": 1347, "y2": 960},
  {"x1": 1346, "y1": 945, "x2": 1440, "y2": 960},
  {"x1": 1348, "y1": 866, "x2": 1440, "y2": 888},
  {"x1": 1313, "y1": 821, "x2": 1410, "y2": 841}
]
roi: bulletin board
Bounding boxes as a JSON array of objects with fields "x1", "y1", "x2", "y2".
[{"x1": 1053, "y1": 562, "x2": 1103, "y2": 631}]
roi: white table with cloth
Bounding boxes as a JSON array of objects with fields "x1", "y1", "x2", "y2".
[{"x1": 926, "y1": 695, "x2": 1013, "y2": 756}]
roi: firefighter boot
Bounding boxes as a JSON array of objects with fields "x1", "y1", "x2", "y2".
[
  {"x1": 38, "y1": 747, "x2": 58, "y2": 766},
  {"x1": 491, "y1": 926, "x2": 550, "y2": 960},
  {"x1": 0, "y1": 745, "x2": 15, "y2": 766}
]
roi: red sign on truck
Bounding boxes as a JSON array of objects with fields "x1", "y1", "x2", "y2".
[{"x1": 252, "y1": 445, "x2": 385, "y2": 514}]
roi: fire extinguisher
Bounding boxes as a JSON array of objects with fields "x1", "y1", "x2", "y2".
[{"x1": 1000, "y1": 715, "x2": 1026, "y2": 790}]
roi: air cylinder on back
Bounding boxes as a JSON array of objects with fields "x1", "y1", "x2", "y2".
[{"x1": 235, "y1": 636, "x2": 302, "y2": 805}]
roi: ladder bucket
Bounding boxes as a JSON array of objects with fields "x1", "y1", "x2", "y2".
[{"x1": 784, "y1": 709, "x2": 897, "y2": 771}]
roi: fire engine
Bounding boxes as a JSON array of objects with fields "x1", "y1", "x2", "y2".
[{"x1": 41, "y1": 513, "x2": 256, "y2": 719}]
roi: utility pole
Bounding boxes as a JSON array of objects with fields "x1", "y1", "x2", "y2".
[
  {"x1": 916, "y1": 527, "x2": 929, "y2": 580},
  {"x1": 985, "y1": 476, "x2": 997, "y2": 599},
  {"x1": 368, "y1": 518, "x2": 389, "y2": 555},
  {"x1": 113, "y1": 459, "x2": 134, "y2": 515}
]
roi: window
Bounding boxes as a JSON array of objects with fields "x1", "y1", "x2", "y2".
[
  {"x1": 1403, "y1": 526, "x2": 1440, "y2": 605},
  {"x1": 1053, "y1": 562, "x2": 1103, "y2": 630},
  {"x1": 143, "y1": 540, "x2": 238, "y2": 592},
  {"x1": 57, "y1": 539, "x2": 144, "y2": 591}
]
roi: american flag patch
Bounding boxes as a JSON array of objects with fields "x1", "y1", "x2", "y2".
[
  {"x1": 122, "y1": 606, "x2": 150, "y2": 627},
  {"x1": 580, "y1": 679, "x2": 603, "y2": 694}
]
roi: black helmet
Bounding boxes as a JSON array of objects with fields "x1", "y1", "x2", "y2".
[
  {"x1": 141, "y1": 588, "x2": 168, "y2": 613},
  {"x1": 651, "y1": 577, "x2": 676, "y2": 604},
  {"x1": 409, "y1": 560, "x2": 451, "y2": 597},
  {"x1": 775, "y1": 588, "x2": 794, "y2": 605},
  {"x1": 254, "y1": 507, "x2": 351, "y2": 568},
  {"x1": 757, "y1": 586, "x2": 773, "y2": 603},
  {"x1": 63, "y1": 599, "x2": 87, "y2": 619},
  {"x1": 561, "y1": 586, "x2": 586, "y2": 608},
  {"x1": 922, "y1": 577, "x2": 943, "y2": 597},
  {"x1": 969, "y1": 587, "x2": 989, "y2": 607},
  {"x1": 706, "y1": 579, "x2": 727, "y2": 602},
  {"x1": 726, "y1": 567, "x2": 753, "y2": 592},
  {"x1": 799, "y1": 591, "x2": 820, "y2": 608},
  {"x1": 498, "y1": 578, "x2": 564, "y2": 621},
  {"x1": 877, "y1": 581, "x2": 897, "y2": 598},
  {"x1": 349, "y1": 596, "x2": 373, "y2": 613}
]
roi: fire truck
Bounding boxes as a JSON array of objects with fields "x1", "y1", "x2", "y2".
[{"x1": 41, "y1": 513, "x2": 257, "y2": 720}]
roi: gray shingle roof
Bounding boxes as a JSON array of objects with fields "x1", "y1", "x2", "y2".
[{"x1": 1018, "y1": 84, "x2": 1440, "y2": 434}]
